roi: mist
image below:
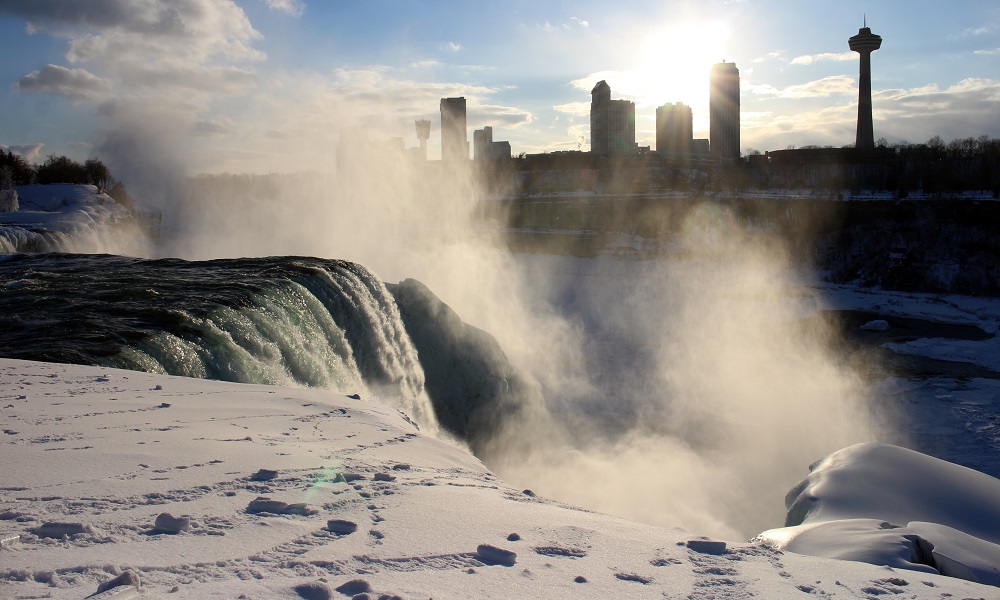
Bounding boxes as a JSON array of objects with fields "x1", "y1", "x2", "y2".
[{"x1": 88, "y1": 117, "x2": 879, "y2": 542}]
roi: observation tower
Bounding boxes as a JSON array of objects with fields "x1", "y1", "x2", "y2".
[{"x1": 849, "y1": 19, "x2": 882, "y2": 149}]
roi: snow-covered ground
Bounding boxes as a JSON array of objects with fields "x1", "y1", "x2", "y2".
[
  {"x1": 2, "y1": 359, "x2": 998, "y2": 599},
  {"x1": 0, "y1": 184, "x2": 150, "y2": 256}
]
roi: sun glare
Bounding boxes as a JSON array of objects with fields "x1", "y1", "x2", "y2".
[{"x1": 637, "y1": 21, "x2": 731, "y2": 110}]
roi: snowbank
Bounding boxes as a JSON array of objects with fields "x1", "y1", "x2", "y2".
[
  {"x1": 2, "y1": 360, "x2": 997, "y2": 598},
  {"x1": 0, "y1": 184, "x2": 147, "y2": 255},
  {"x1": 758, "y1": 443, "x2": 1000, "y2": 586}
]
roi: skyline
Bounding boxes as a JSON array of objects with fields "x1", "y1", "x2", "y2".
[{"x1": 0, "y1": 1, "x2": 998, "y2": 177}]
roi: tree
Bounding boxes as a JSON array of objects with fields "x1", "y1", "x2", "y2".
[
  {"x1": 84, "y1": 158, "x2": 114, "y2": 192},
  {"x1": 0, "y1": 149, "x2": 35, "y2": 185},
  {"x1": 35, "y1": 155, "x2": 88, "y2": 185}
]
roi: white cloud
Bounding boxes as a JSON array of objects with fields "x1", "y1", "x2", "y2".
[
  {"x1": 753, "y1": 51, "x2": 784, "y2": 64},
  {"x1": 538, "y1": 17, "x2": 589, "y2": 32},
  {"x1": 959, "y1": 24, "x2": 996, "y2": 37},
  {"x1": 748, "y1": 75, "x2": 855, "y2": 99},
  {"x1": 553, "y1": 101, "x2": 590, "y2": 117},
  {"x1": 263, "y1": 0, "x2": 305, "y2": 17},
  {"x1": 448, "y1": 42, "x2": 461, "y2": 51},
  {"x1": 974, "y1": 48, "x2": 1000, "y2": 55},
  {"x1": 789, "y1": 52, "x2": 856, "y2": 66},
  {"x1": 16, "y1": 64, "x2": 113, "y2": 101}
]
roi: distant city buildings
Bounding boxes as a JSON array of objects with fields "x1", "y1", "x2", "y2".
[
  {"x1": 440, "y1": 97, "x2": 468, "y2": 161},
  {"x1": 656, "y1": 102, "x2": 693, "y2": 159},
  {"x1": 473, "y1": 126, "x2": 512, "y2": 161},
  {"x1": 709, "y1": 61, "x2": 740, "y2": 163},
  {"x1": 590, "y1": 80, "x2": 637, "y2": 156},
  {"x1": 849, "y1": 21, "x2": 882, "y2": 150},
  {"x1": 399, "y1": 23, "x2": 896, "y2": 168}
]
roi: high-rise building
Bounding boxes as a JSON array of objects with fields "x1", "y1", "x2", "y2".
[
  {"x1": 590, "y1": 80, "x2": 636, "y2": 156},
  {"x1": 440, "y1": 97, "x2": 468, "y2": 161},
  {"x1": 656, "y1": 102, "x2": 693, "y2": 158},
  {"x1": 849, "y1": 21, "x2": 882, "y2": 150},
  {"x1": 473, "y1": 126, "x2": 512, "y2": 161},
  {"x1": 709, "y1": 61, "x2": 740, "y2": 162},
  {"x1": 590, "y1": 81, "x2": 611, "y2": 155},
  {"x1": 414, "y1": 119, "x2": 431, "y2": 160}
]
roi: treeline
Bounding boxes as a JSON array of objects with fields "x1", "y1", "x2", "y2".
[
  {"x1": 0, "y1": 150, "x2": 133, "y2": 210},
  {"x1": 744, "y1": 135, "x2": 1000, "y2": 196}
]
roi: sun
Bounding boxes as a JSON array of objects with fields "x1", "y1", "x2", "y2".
[{"x1": 636, "y1": 21, "x2": 732, "y2": 112}]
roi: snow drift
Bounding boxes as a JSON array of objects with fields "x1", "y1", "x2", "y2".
[
  {"x1": 0, "y1": 184, "x2": 149, "y2": 255},
  {"x1": 757, "y1": 442, "x2": 1000, "y2": 586}
]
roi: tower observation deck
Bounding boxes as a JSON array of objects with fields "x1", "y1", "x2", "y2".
[{"x1": 849, "y1": 22, "x2": 882, "y2": 150}]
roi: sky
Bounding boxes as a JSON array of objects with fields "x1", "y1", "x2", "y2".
[{"x1": 0, "y1": 0, "x2": 998, "y2": 175}]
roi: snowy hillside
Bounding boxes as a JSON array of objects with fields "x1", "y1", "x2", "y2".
[
  {"x1": 0, "y1": 184, "x2": 150, "y2": 255},
  {"x1": 1, "y1": 359, "x2": 997, "y2": 599}
]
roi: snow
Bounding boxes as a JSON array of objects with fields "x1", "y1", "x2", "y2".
[
  {"x1": 0, "y1": 184, "x2": 147, "y2": 255},
  {"x1": 757, "y1": 443, "x2": 1000, "y2": 586},
  {"x1": 2, "y1": 359, "x2": 998, "y2": 598},
  {"x1": 1, "y1": 184, "x2": 129, "y2": 225}
]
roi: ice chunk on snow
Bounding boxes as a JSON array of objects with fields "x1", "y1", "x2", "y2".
[{"x1": 477, "y1": 544, "x2": 517, "y2": 566}]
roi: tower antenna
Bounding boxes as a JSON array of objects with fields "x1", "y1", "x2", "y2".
[{"x1": 864, "y1": 14, "x2": 867, "y2": 27}]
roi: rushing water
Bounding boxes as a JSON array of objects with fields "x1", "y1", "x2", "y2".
[{"x1": 0, "y1": 253, "x2": 425, "y2": 403}]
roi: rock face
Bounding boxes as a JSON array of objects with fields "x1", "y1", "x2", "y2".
[{"x1": 388, "y1": 278, "x2": 544, "y2": 451}]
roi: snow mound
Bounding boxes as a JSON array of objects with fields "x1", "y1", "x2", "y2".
[
  {"x1": 0, "y1": 184, "x2": 144, "y2": 255},
  {"x1": 8, "y1": 184, "x2": 128, "y2": 220},
  {"x1": 757, "y1": 442, "x2": 1000, "y2": 586}
]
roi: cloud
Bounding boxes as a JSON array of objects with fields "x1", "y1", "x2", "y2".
[
  {"x1": 1, "y1": 143, "x2": 45, "y2": 163},
  {"x1": 263, "y1": 0, "x2": 305, "y2": 17},
  {"x1": 538, "y1": 16, "x2": 590, "y2": 32},
  {"x1": 749, "y1": 75, "x2": 856, "y2": 99},
  {"x1": 553, "y1": 101, "x2": 590, "y2": 117},
  {"x1": 7, "y1": 0, "x2": 264, "y2": 106},
  {"x1": 16, "y1": 64, "x2": 113, "y2": 100},
  {"x1": 742, "y1": 77, "x2": 1000, "y2": 152},
  {"x1": 959, "y1": 24, "x2": 996, "y2": 37},
  {"x1": 193, "y1": 118, "x2": 233, "y2": 137},
  {"x1": 753, "y1": 51, "x2": 784, "y2": 64},
  {"x1": 1, "y1": 0, "x2": 197, "y2": 33},
  {"x1": 448, "y1": 41, "x2": 461, "y2": 51},
  {"x1": 974, "y1": 48, "x2": 1000, "y2": 55},
  {"x1": 789, "y1": 52, "x2": 856, "y2": 66}
]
